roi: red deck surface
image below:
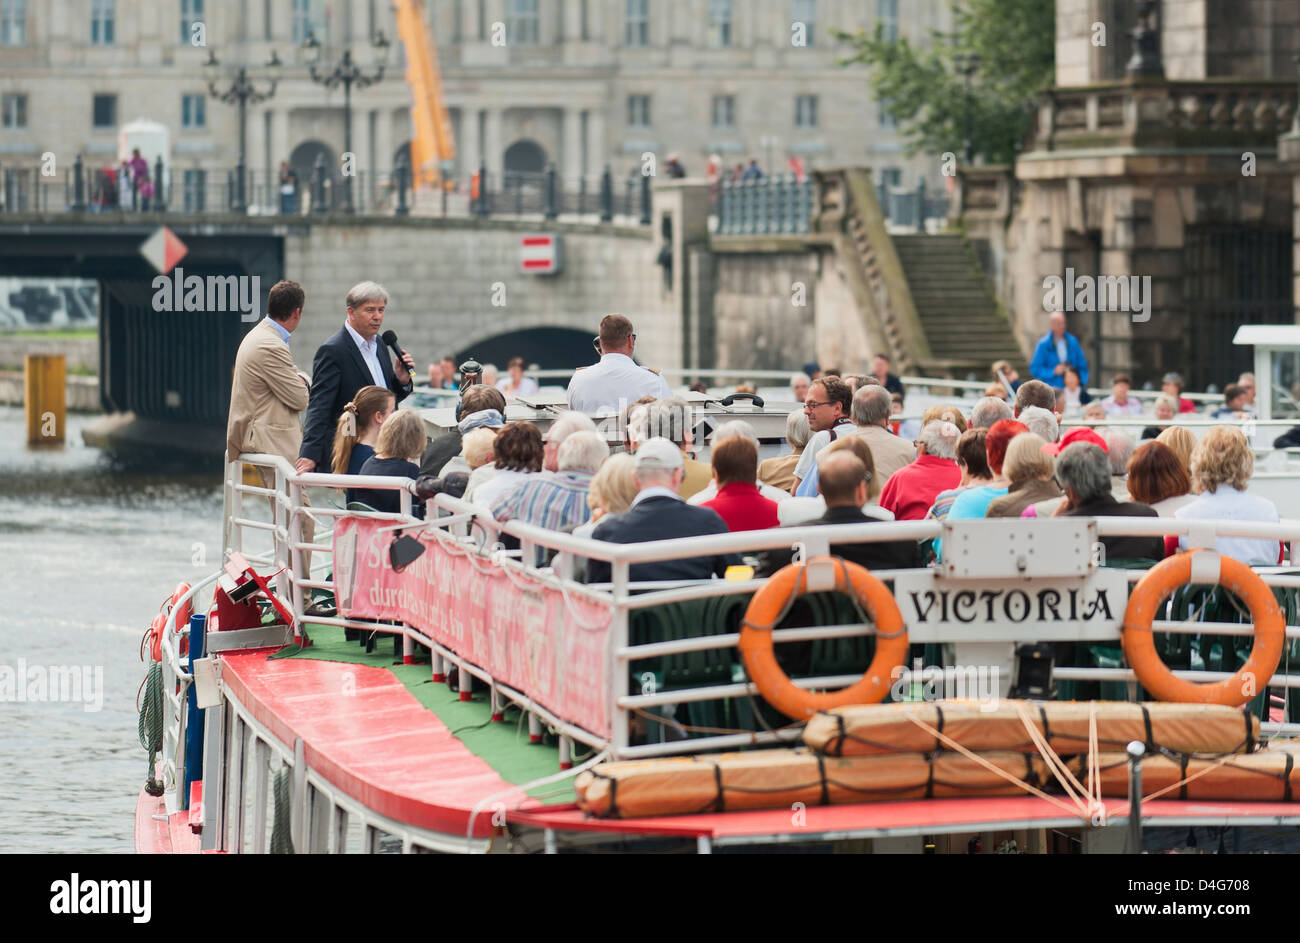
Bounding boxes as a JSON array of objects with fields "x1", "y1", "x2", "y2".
[
  {"x1": 510, "y1": 796, "x2": 1300, "y2": 842},
  {"x1": 215, "y1": 651, "x2": 1300, "y2": 847},
  {"x1": 219, "y1": 651, "x2": 545, "y2": 838}
]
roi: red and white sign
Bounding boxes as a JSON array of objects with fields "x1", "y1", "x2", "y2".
[
  {"x1": 519, "y1": 233, "x2": 563, "y2": 275},
  {"x1": 334, "y1": 517, "x2": 612, "y2": 738},
  {"x1": 139, "y1": 226, "x2": 188, "y2": 275}
]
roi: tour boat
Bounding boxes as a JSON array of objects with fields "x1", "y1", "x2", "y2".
[{"x1": 134, "y1": 367, "x2": 1300, "y2": 854}]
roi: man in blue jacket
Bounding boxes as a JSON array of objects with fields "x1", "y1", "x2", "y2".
[{"x1": 1030, "y1": 311, "x2": 1089, "y2": 389}]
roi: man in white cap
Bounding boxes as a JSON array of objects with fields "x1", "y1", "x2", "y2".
[{"x1": 585, "y1": 437, "x2": 740, "y2": 584}]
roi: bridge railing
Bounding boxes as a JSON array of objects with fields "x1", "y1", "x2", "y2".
[{"x1": 0, "y1": 156, "x2": 655, "y2": 225}]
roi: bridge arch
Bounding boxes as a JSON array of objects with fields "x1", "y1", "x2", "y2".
[
  {"x1": 455, "y1": 327, "x2": 594, "y2": 373},
  {"x1": 289, "y1": 139, "x2": 342, "y2": 208},
  {"x1": 503, "y1": 139, "x2": 547, "y2": 184}
]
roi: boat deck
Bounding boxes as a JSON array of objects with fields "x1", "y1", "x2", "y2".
[{"x1": 205, "y1": 624, "x2": 1300, "y2": 850}]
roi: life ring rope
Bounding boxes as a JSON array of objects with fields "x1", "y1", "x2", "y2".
[
  {"x1": 1123, "y1": 550, "x2": 1285, "y2": 706},
  {"x1": 739, "y1": 556, "x2": 909, "y2": 721}
]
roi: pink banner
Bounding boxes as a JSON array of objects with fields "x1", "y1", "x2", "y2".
[{"x1": 334, "y1": 517, "x2": 612, "y2": 739}]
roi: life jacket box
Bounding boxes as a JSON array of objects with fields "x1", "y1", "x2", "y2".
[
  {"x1": 803, "y1": 699, "x2": 1259, "y2": 758},
  {"x1": 575, "y1": 747, "x2": 1050, "y2": 819},
  {"x1": 1083, "y1": 740, "x2": 1300, "y2": 802}
]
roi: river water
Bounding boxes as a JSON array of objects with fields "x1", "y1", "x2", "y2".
[{"x1": 0, "y1": 406, "x2": 223, "y2": 853}]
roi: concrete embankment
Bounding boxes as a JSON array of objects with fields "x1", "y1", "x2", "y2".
[{"x1": 0, "y1": 334, "x2": 100, "y2": 412}]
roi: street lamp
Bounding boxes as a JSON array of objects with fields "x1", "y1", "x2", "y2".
[
  {"x1": 954, "y1": 52, "x2": 980, "y2": 165},
  {"x1": 301, "y1": 30, "x2": 391, "y2": 213},
  {"x1": 205, "y1": 49, "x2": 281, "y2": 212}
]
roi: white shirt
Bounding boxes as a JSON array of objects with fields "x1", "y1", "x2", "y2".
[
  {"x1": 344, "y1": 322, "x2": 386, "y2": 388},
  {"x1": 688, "y1": 479, "x2": 790, "y2": 506},
  {"x1": 793, "y1": 420, "x2": 856, "y2": 483},
  {"x1": 630, "y1": 485, "x2": 682, "y2": 507},
  {"x1": 566, "y1": 353, "x2": 672, "y2": 413},
  {"x1": 472, "y1": 468, "x2": 535, "y2": 511},
  {"x1": 1174, "y1": 487, "x2": 1280, "y2": 566},
  {"x1": 497, "y1": 376, "x2": 539, "y2": 399}
]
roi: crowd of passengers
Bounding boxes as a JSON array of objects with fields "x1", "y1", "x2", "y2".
[{"x1": 330, "y1": 368, "x2": 1284, "y2": 581}]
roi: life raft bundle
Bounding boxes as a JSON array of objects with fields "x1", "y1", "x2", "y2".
[
  {"x1": 1080, "y1": 740, "x2": 1300, "y2": 803},
  {"x1": 574, "y1": 748, "x2": 1051, "y2": 819},
  {"x1": 803, "y1": 699, "x2": 1259, "y2": 759}
]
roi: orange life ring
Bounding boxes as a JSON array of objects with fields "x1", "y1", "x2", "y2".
[
  {"x1": 738, "y1": 556, "x2": 908, "y2": 720},
  {"x1": 150, "y1": 583, "x2": 193, "y2": 663},
  {"x1": 1123, "y1": 550, "x2": 1284, "y2": 705}
]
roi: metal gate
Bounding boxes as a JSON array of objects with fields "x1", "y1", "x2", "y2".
[{"x1": 1183, "y1": 227, "x2": 1293, "y2": 391}]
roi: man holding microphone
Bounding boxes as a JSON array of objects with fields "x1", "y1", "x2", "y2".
[{"x1": 297, "y1": 281, "x2": 416, "y2": 474}]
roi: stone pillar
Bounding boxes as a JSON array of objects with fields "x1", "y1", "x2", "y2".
[
  {"x1": 271, "y1": 108, "x2": 291, "y2": 170},
  {"x1": 587, "y1": 106, "x2": 605, "y2": 176},
  {"x1": 484, "y1": 108, "x2": 504, "y2": 181},
  {"x1": 247, "y1": 104, "x2": 268, "y2": 206},
  {"x1": 459, "y1": 108, "x2": 481, "y2": 179},
  {"x1": 562, "y1": 0, "x2": 583, "y2": 40},
  {"x1": 377, "y1": 106, "x2": 394, "y2": 177},
  {"x1": 562, "y1": 106, "x2": 583, "y2": 184},
  {"x1": 652, "y1": 178, "x2": 713, "y2": 371}
]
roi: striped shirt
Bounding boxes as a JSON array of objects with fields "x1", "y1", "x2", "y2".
[{"x1": 492, "y1": 468, "x2": 594, "y2": 535}]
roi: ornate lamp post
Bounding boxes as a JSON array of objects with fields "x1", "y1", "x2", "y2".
[
  {"x1": 954, "y1": 52, "x2": 981, "y2": 165},
  {"x1": 205, "y1": 49, "x2": 282, "y2": 212},
  {"x1": 301, "y1": 31, "x2": 391, "y2": 213}
]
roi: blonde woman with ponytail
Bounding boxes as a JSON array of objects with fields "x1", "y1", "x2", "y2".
[{"x1": 331, "y1": 386, "x2": 395, "y2": 502}]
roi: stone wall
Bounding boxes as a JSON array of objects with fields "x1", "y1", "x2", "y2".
[
  {"x1": 283, "y1": 216, "x2": 676, "y2": 374},
  {"x1": 708, "y1": 245, "x2": 819, "y2": 372}
]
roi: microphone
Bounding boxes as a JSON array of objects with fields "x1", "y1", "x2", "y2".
[{"x1": 380, "y1": 330, "x2": 413, "y2": 383}]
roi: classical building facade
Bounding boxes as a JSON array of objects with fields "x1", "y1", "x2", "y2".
[
  {"x1": 961, "y1": 0, "x2": 1300, "y2": 391},
  {"x1": 0, "y1": 0, "x2": 955, "y2": 206}
]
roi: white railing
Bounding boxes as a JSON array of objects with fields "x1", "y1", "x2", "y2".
[{"x1": 213, "y1": 455, "x2": 1300, "y2": 767}]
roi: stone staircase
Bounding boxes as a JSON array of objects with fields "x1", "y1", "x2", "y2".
[{"x1": 891, "y1": 234, "x2": 1024, "y2": 374}]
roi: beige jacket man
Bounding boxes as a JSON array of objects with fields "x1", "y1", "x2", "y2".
[{"x1": 227, "y1": 317, "x2": 309, "y2": 467}]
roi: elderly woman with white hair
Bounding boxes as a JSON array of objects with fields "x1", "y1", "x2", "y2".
[
  {"x1": 686, "y1": 419, "x2": 791, "y2": 505},
  {"x1": 1171, "y1": 425, "x2": 1281, "y2": 565},
  {"x1": 877, "y1": 419, "x2": 962, "y2": 521},
  {"x1": 985, "y1": 433, "x2": 1061, "y2": 518},
  {"x1": 757, "y1": 409, "x2": 811, "y2": 492}
]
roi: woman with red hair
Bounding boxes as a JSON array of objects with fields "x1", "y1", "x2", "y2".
[{"x1": 934, "y1": 419, "x2": 1027, "y2": 560}]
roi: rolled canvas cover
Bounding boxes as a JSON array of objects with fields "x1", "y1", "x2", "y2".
[
  {"x1": 803, "y1": 700, "x2": 1258, "y2": 758},
  {"x1": 1085, "y1": 741, "x2": 1300, "y2": 802},
  {"x1": 575, "y1": 748, "x2": 1050, "y2": 819}
]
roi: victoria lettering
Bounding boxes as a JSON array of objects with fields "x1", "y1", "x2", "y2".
[{"x1": 909, "y1": 586, "x2": 1113, "y2": 624}]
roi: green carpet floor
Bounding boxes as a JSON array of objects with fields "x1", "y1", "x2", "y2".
[{"x1": 274, "y1": 623, "x2": 576, "y2": 804}]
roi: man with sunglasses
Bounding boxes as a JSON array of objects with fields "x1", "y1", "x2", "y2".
[
  {"x1": 789, "y1": 375, "x2": 854, "y2": 494},
  {"x1": 566, "y1": 313, "x2": 672, "y2": 413}
]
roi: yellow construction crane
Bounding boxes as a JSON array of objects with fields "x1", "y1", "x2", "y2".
[{"x1": 392, "y1": 0, "x2": 456, "y2": 189}]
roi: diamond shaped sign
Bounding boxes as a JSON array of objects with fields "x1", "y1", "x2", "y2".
[{"x1": 140, "y1": 226, "x2": 188, "y2": 275}]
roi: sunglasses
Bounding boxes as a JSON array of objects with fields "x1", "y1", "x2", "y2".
[{"x1": 593, "y1": 334, "x2": 635, "y2": 352}]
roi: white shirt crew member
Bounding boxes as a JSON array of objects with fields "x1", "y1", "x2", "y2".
[
  {"x1": 566, "y1": 352, "x2": 672, "y2": 413},
  {"x1": 345, "y1": 321, "x2": 386, "y2": 388}
]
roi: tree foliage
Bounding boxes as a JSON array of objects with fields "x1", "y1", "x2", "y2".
[{"x1": 834, "y1": 0, "x2": 1056, "y2": 166}]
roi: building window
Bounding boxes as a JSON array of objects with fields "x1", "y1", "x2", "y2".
[
  {"x1": 91, "y1": 0, "x2": 115, "y2": 45},
  {"x1": 183, "y1": 169, "x2": 207, "y2": 213},
  {"x1": 877, "y1": 0, "x2": 898, "y2": 42},
  {"x1": 181, "y1": 0, "x2": 203, "y2": 44},
  {"x1": 181, "y1": 93, "x2": 206, "y2": 129},
  {"x1": 712, "y1": 95, "x2": 735, "y2": 130},
  {"x1": 292, "y1": 0, "x2": 324, "y2": 43},
  {"x1": 2, "y1": 93, "x2": 27, "y2": 129},
  {"x1": 627, "y1": 94, "x2": 651, "y2": 129},
  {"x1": 878, "y1": 98, "x2": 897, "y2": 129},
  {"x1": 795, "y1": 94, "x2": 818, "y2": 128},
  {"x1": 625, "y1": 0, "x2": 647, "y2": 47},
  {"x1": 707, "y1": 0, "x2": 732, "y2": 47},
  {"x1": 792, "y1": 0, "x2": 815, "y2": 45},
  {"x1": 506, "y1": 0, "x2": 539, "y2": 45},
  {"x1": 1, "y1": 0, "x2": 25, "y2": 46},
  {"x1": 92, "y1": 94, "x2": 117, "y2": 129}
]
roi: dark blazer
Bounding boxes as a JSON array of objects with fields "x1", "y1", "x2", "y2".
[
  {"x1": 299, "y1": 326, "x2": 412, "y2": 471},
  {"x1": 756, "y1": 505, "x2": 921, "y2": 577},
  {"x1": 1064, "y1": 494, "x2": 1163, "y2": 561},
  {"x1": 586, "y1": 495, "x2": 740, "y2": 584}
]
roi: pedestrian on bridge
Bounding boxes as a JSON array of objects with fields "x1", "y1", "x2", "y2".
[{"x1": 1030, "y1": 311, "x2": 1089, "y2": 389}]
